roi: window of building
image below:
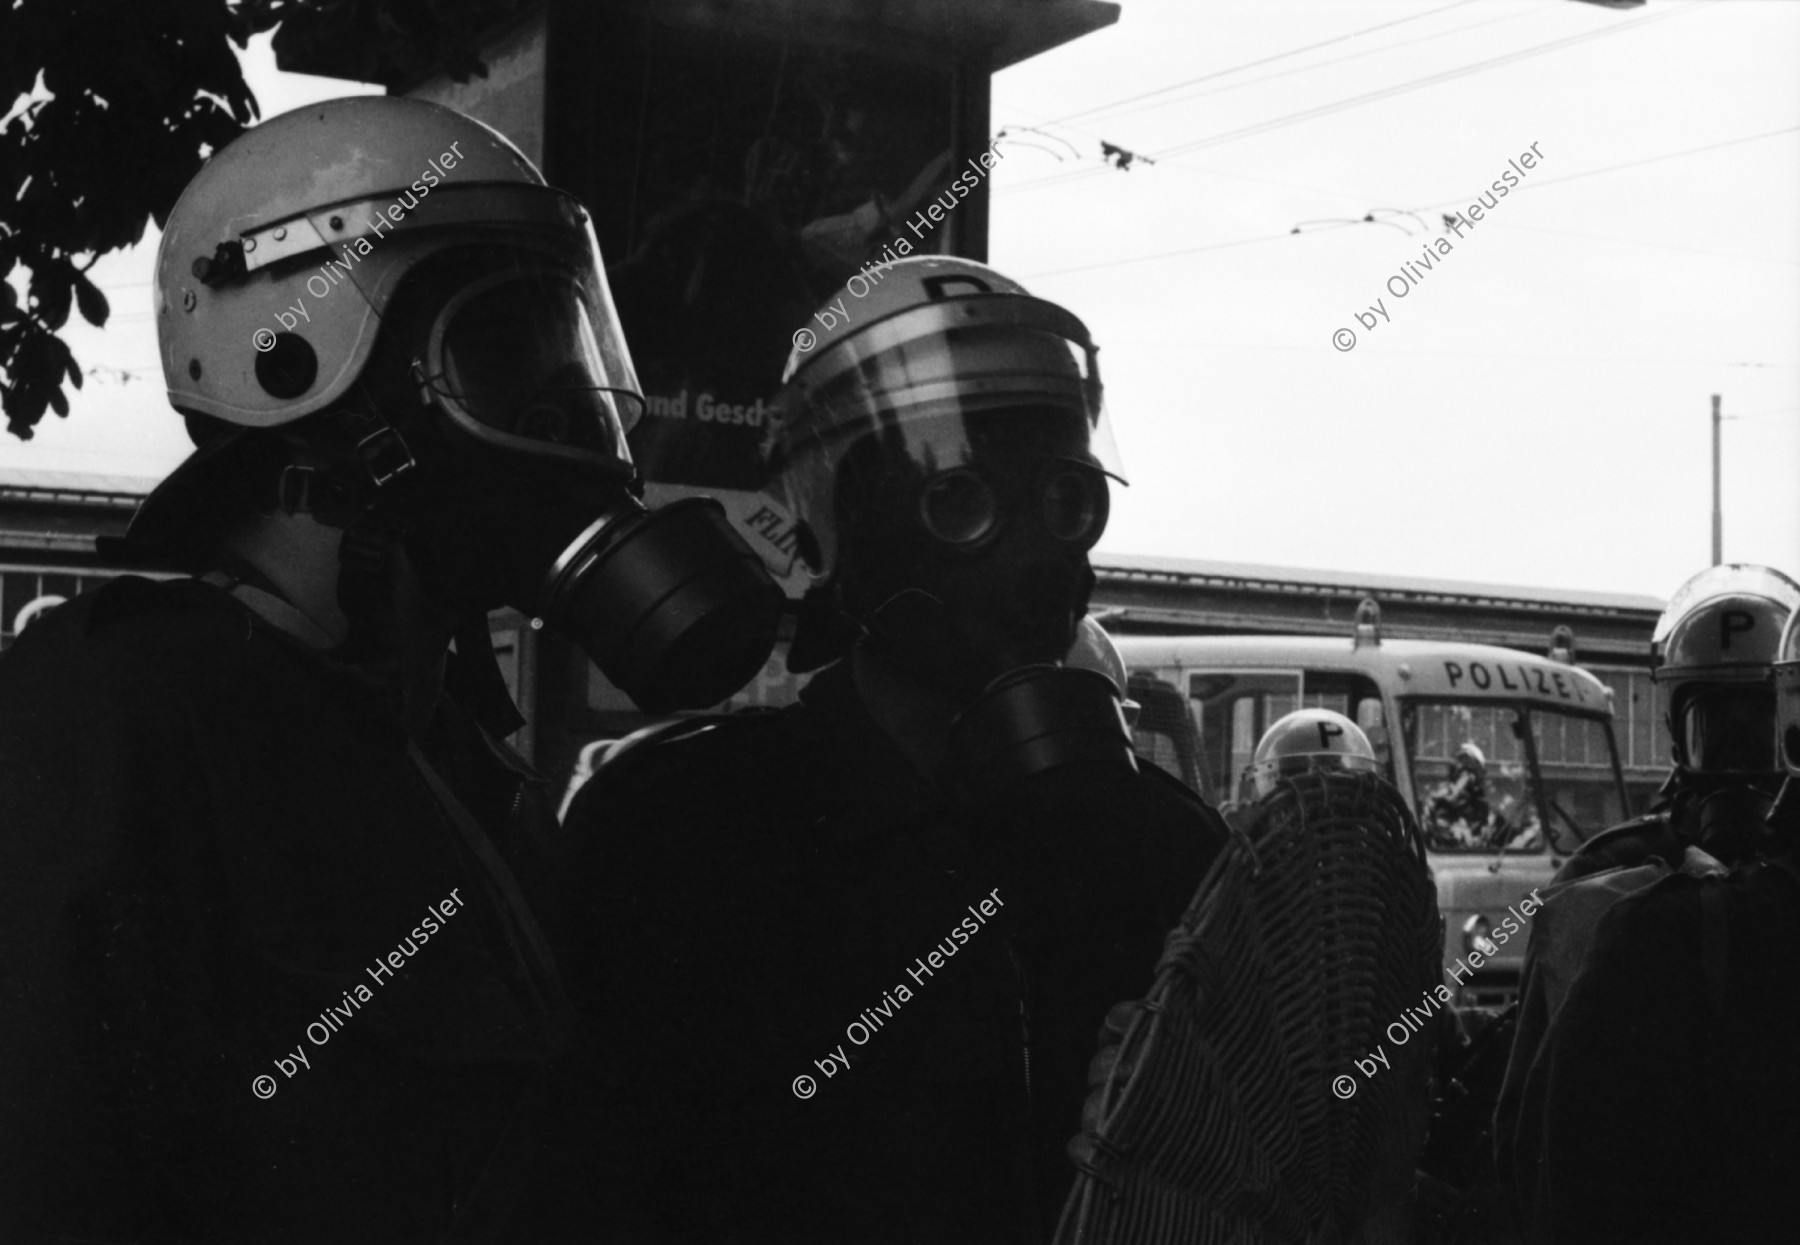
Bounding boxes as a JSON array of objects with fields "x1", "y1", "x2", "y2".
[{"x1": 1189, "y1": 670, "x2": 1300, "y2": 803}]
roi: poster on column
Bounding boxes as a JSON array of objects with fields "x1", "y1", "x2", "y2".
[{"x1": 568, "y1": 16, "x2": 969, "y2": 597}]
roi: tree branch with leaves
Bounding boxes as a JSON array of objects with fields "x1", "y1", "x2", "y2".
[{"x1": 0, "y1": 0, "x2": 525, "y2": 440}]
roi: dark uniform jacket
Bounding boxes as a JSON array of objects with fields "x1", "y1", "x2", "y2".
[
  {"x1": 561, "y1": 660, "x2": 1228, "y2": 1244},
  {"x1": 1493, "y1": 853, "x2": 1800, "y2": 1244},
  {"x1": 0, "y1": 576, "x2": 597, "y2": 1244},
  {"x1": 1496, "y1": 784, "x2": 1800, "y2": 1244}
]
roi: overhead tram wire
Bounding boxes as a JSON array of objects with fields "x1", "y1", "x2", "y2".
[
  {"x1": 1480, "y1": 222, "x2": 1800, "y2": 269},
  {"x1": 1153, "y1": 159, "x2": 1391, "y2": 210},
  {"x1": 1042, "y1": 0, "x2": 1477, "y2": 129},
  {"x1": 1070, "y1": 0, "x2": 1560, "y2": 133},
  {"x1": 1423, "y1": 125, "x2": 1800, "y2": 203},
  {"x1": 997, "y1": 2, "x2": 1697, "y2": 200},
  {"x1": 1018, "y1": 229, "x2": 1297, "y2": 281},
  {"x1": 999, "y1": 6, "x2": 1557, "y2": 211},
  {"x1": 1151, "y1": 2, "x2": 1696, "y2": 163},
  {"x1": 1018, "y1": 125, "x2": 1800, "y2": 284},
  {"x1": 1400, "y1": 124, "x2": 1800, "y2": 228}
]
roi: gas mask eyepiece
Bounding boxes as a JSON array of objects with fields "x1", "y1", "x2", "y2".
[
  {"x1": 1677, "y1": 685, "x2": 1778, "y2": 776},
  {"x1": 915, "y1": 459, "x2": 1108, "y2": 554}
]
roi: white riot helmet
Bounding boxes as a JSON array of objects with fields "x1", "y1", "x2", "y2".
[
  {"x1": 770, "y1": 255, "x2": 1122, "y2": 586},
  {"x1": 1650, "y1": 565, "x2": 1799, "y2": 777},
  {"x1": 134, "y1": 96, "x2": 781, "y2": 711},
  {"x1": 154, "y1": 96, "x2": 639, "y2": 445},
  {"x1": 1242, "y1": 709, "x2": 1382, "y2": 801},
  {"x1": 768, "y1": 255, "x2": 1126, "y2": 692}
]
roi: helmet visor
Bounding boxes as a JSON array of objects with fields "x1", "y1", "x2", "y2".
[
  {"x1": 1680, "y1": 685, "x2": 1777, "y2": 774},
  {"x1": 1249, "y1": 751, "x2": 1381, "y2": 799},
  {"x1": 422, "y1": 265, "x2": 644, "y2": 470}
]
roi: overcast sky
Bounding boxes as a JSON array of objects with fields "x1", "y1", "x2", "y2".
[
  {"x1": 6, "y1": 0, "x2": 1796, "y2": 602},
  {"x1": 990, "y1": 0, "x2": 1800, "y2": 600}
]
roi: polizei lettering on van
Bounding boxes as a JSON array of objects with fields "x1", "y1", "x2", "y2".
[{"x1": 1441, "y1": 659, "x2": 1586, "y2": 703}]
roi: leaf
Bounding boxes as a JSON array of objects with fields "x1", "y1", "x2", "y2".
[
  {"x1": 73, "y1": 270, "x2": 109, "y2": 326},
  {"x1": 31, "y1": 269, "x2": 73, "y2": 331}
]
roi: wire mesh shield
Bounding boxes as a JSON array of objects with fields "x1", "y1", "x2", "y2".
[{"x1": 1057, "y1": 770, "x2": 1442, "y2": 1245}]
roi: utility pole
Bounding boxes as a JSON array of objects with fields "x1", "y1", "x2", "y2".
[{"x1": 1711, "y1": 393, "x2": 1722, "y2": 566}]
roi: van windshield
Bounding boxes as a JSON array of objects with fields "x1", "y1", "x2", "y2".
[{"x1": 1402, "y1": 699, "x2": 1626, "y2": 855}]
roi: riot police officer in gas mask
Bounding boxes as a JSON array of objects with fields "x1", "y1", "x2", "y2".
[
  {"x1": 0, "y1": 97, "x2": 779, "y2": 1243},
  {"x1": 1495, "y1": 565, "x2": 1800, "y2": 1241},
  {"x1": 560, "y1": 256, "x2": 1229, "y2": 1242},
  {"x1": 1557, "y1": 564, "x2": 1799, "y2": 877}
]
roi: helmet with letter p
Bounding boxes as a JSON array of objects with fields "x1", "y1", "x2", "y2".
[
  {"x1": 1650, "y1": 565, "x2": 1800, "y2": 781},
  {"x1": 137, "y1": 95, "x2": 780, "y2": 711},
  {"x1": 1241, "y1": 708, "x2": 1382, "y2": 803}
]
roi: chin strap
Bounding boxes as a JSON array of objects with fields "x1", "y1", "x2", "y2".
[
  {"x1": 331, "y1": 505, "x2": 410, "y2": 664},
  {"x1": 287, "y1": 414, "x2": 421, "y2": 665}
]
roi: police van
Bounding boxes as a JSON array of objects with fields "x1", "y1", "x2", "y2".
[{"x1": 1116, "y1": 601, "x2": 1629, "y2": 1008}]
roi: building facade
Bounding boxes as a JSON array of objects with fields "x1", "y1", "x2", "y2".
[
  {"x1": 0, "y1": 469, "x2": 1668, "y2": 804},
  {"x1": 0, "y1": 470, "x2": 153, "y2": 651}
]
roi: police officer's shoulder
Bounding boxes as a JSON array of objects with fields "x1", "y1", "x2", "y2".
[
  {"x1": 597, "y1": 712, "x2": 761, "y2": 774},
  {"x1": 1559, "y1": 812, "x2": 1680, "y2": 884},
  {"x1": 578, "y1": 707, "x2": 790, "y2": 803},
  {"x1": 563, "y1": 707, "x2": 796, "y2": 884},
  {"x1": 5, "y1": 575, "x2": 234, "y2": 661},
  {"x1": 1133, "y1": 758, "x2": 1233, "y2": 839}
]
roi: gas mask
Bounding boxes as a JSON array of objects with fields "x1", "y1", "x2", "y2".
[
  {"x1": 1675, "y1": 685, "x2": 1778, "y2": 778},
  {"x1": 809, "y1": 417, "x2": 1134, "y2": 797},
  {"x1": 1655, "y1": 685, "x2": 1784, "y2": 858},
  {"x1": 339, "y1": 248, "x2": 784, "y2": 713},
  {"x1": 833, "y1": 423, "x2": 1107, "y2": 693}
]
